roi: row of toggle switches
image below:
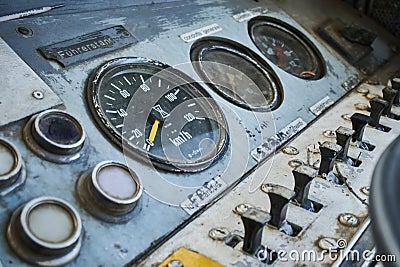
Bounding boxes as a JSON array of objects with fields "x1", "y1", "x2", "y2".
[{"x1": 229, "y1": 76, "x2": 400, "y2": 264}]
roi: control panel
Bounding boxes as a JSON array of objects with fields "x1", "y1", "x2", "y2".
[{"x1": 0, "y1": 0, "x2": 399, "y2": 266}]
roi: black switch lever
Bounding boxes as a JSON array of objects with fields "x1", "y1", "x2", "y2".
[
  {"x1": 335, "y1": 126, "x2": 355, "y2": 160},
  {"x1": 382, "y1": 87, "x2": 397, "y2": 117},
  {"x1": 350, "y1": 113, "x2": 375, "y2": 151},
  {"x1": 292, "y1": 165, "x2": 317, "y2": 209},
  {"x1": 261, "y1": 183, "x2": 295, "y2": 229},
  {"x1": 351, "y1": 113, "x2": 370, "y2": 142},
  {"x1": 241, "y1": 208, "x2": 271, "y2": 255},
  {"x1": 391, "y1": 78, "x2": 400, "y2": 105},
  {"x1": 318, "y1": 141, "x2": 342, "y2": 176},
  {"x1": 369, "y1": 97, "x2": 389, "y2": 128}
]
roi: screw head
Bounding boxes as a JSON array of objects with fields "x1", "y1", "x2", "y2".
[
  {"x1": 341, "y1": 114, "x2": 352, "y2": 121},
  {"x1": 338, "y1": 213, "x2": 359, "y2": 227},
  {"x1": 323, "y1": 130, "x2": 336, "y2": 138},
  {"x1": 318, "y1": 237, "x2": 338, "y2": 250},
  {"x1": 233, "y1": 203, "x2": 254, "y2": 216},
  {"x1": 167, "y1": 259, "x2": 184, "y2": 267},
  {"x1": 32, "y1": 91, "x2": 44, "y2": 100},
  {"x1": 360, "y1": 186, "x2": 370, "y2": 196},
  {"x1": 208, "y1": 227, "x2": 230, "y2": 241},
  {"x1": 288, "y1": 159, "x2": 305, "y2": 168},
  {"x1": 354, "y1": 103, "x2": 368, "y2": 111},
  {"x1": 282, "y1": 146, "x2": 300, "y2": 155}
]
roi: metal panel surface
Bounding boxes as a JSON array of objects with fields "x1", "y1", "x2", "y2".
[{"x1": 0, "y1": 37, "x2": 62, "y2": 126}]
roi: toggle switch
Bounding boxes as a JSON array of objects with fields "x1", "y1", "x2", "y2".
[
  {"x1": 351, "y1": 113, "x2": 371, "y2": 142},
  {"x1": 335, "y1": 126, "x2": 355, "y2": 160},
  {"x1": 382, "y1": 87, "x2": 397, "y2": 117},
  {"x1": 318, "y1": 141, "x2": 342, "y2": 176},
  {"x1": 391, "y1": 77, "x2": 400, "y2": 105},
  {"x1": 241, "y1": 208, "x2": 271, "y2": 255},
  {"x1": 369, "y1": 97, "x2": 389, "y2": 128},
  {"x1": 261, "y1": 183, "x2": 295, "y2": 229},
  {"x1": 292, "y1": 165, "x2": 318, "y2": 210}
]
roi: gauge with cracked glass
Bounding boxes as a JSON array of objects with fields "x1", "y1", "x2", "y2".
[
  {"x1": 190, "y1": 37, "x2": 283, "y2": 112},
  {"x1": 248, "y1": 17, "x2": 325, "y2": 80},
  {"x1": 86, "y1": 57, "x2": 229, "y2": 172}
]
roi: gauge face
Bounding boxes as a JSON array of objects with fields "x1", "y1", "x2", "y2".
[
  {"x1": 191, "y1": 38, "x2": 282, "y2": 112},
  {"x1": 249, "y1": 17, "x2": 325, "y2": 80},
  {"x1": 87, "y1": 57, "x2": 229, "y2": 172}
]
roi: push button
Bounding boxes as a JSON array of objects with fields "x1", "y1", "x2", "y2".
[
  {"x1": 76, "y1": 161, "x2": 142, "y2": 223},
  {"x1": 23, "y1": 109, "x2": 86, "y2": 163},
  {"x1": 0, "y1": 138, "x2": 26, "y2": 196},
  {"x1": 6, "y1": 196, "x2": 83, "y2": 266}
]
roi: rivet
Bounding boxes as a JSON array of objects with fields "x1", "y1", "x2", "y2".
[
  {"x1": 208, "y1": 227, "x2": 230, "y2": 241},
  {"x1": 338, "y1": 213, "x2": 359, "y2": 227},
  {"x1": 32, "y1": 91, "x2": 44, "y2": 100},
  {"x1": 282, "y1": 146, "x2": 299, "y2": 155}
]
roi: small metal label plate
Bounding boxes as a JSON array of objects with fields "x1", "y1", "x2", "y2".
[
  {"x1": 232, "y1": 7, "x2": 268, "y2": 22},
  {"x1": 309, "y1": 96, "x2": 334, "y2": 116},
  {"x1": 251, "y1": 118, "x2": 307, "y2": 162},
  {"x1": 38, "y1": 26, "x2": 137, "y2": 67},
  {"x1": 180, "y1": 176, "x2": 227, "y2": 215},
  {"x1": 180, "y1": 23, "x2": 222, "y2": 43}
]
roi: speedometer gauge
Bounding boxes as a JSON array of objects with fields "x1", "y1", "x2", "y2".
[
  {"x1": 249, "y1": 17, "x2": 325, "y2": 80},
  {"x1": 86, "y1": 57, "x2": 229, "y2": 172}
]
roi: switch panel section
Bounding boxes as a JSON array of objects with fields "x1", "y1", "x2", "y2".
[{"x1": 137, "y1": 81, "x2": 400, "y2": 266}]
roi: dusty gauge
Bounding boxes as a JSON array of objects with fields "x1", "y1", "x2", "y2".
[
  {"x1": 248, "y1": 17, "x2": 325, "y2": 80},
  {"x1": 86, "y1": 57, "x2": 229, "y2": 172},
  {"x1": 190, "y1": 37, "x2": 283, "y2": 111}
]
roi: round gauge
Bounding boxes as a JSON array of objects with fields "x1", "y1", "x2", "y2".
[
  {"x1": 190, "y1": 37, "x2": 283, "y2": 112},
  {"x1": 249, "y1": 17, "x2": 325, "y2": 80},
  {"x1": 86, "y1": 57, "x2": 229, "y2": 172}
]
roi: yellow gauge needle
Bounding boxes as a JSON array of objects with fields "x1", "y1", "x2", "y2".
[
  {"x1": 226, "y1": 72, "x2": 238, "y2": 98},
  {"x1": 148, "y1": 119, "x2": 160, "y2": 143}
]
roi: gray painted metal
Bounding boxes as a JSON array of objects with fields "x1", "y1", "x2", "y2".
[{"x1": 0, "y1": 37, "x2": 62, "y2": 127}]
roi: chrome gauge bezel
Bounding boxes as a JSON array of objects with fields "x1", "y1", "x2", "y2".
[
  {"x1": 248, "y1": 16, "x2": 326, "y2": 80},
  {"x1": 190, "y1": 37, "x2": 283, "y2": 112},
  {"x1": 86, "y1": 57, "x2": 229, "y2": 172}
]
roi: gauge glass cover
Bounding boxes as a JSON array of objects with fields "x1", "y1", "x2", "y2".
[{"x1": 87, "y1": 57, "x2": 229, "y2": 172}]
